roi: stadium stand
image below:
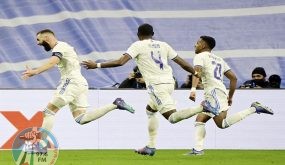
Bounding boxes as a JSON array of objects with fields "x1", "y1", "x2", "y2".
[{"x1": 0, "y1": 0, "x2": 284, "y2": 88}]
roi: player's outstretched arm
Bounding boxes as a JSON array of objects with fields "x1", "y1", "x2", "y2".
[
  {"x1": 172, "y1": 56, "x2": 198, "y2": 76},
  {"x1": 82, "y1": 54, "x2": 131, "y2": 69},
  {"x1": 21, "y1": 56, "x2": 60, "y2": 80},
  {"x1": 81, "y1": 60, "x2": 97, "y2": 69}
]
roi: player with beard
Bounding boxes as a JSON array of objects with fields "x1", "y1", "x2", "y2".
[{"x1": 21, "y1": 29, "x2": 135, "y2": 152}]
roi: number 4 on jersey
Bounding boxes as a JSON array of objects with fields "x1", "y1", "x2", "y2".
[{"x1": 151, "y1": 51, "x2": 163, "y2": 69}]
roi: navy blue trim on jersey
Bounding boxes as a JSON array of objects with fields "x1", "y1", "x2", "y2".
[
  {"x1": 171, "y1": 54, "x2": 178, "y2": 60},
  {"x1": 123, "y1": 53, "x2": 133, "y2": 59},
  {"x1": 52, "y1": 52, "x2": 63, "y2": 59}
]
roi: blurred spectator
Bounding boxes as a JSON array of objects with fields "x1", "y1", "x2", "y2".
[
  {"x1": 180, "y1": 74, "x2": 203, "y2": 89},
  {"x1": 181, "y1": 74, "x2": 192, "y2": 88},
  {"x1": 118, "y1": 66, "x2": 146, "y2": 89},
  {"x1": 240, "y1": 67, "x2": 269, "y2": 88},
  {"x1": 268, "y1": 74, "x2": 281, "y2": 88}
]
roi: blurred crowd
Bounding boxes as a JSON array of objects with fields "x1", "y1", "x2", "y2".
[{"x1": 114, "y1": 66, "x2": 281, "y2": 89}]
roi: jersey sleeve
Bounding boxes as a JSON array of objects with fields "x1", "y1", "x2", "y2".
[
  {"x1": 223, "y1": 60, "x2": 231, "y2": 73},
  {"x1": 52, "y1": 44, "x2": 64, "y2": 59},
  {"x1": 193, "y1": 54, "x2": 204, "y2": 67},
  {"x1": 166, "y1": 43, "x2": 178, "y2": 60},
  {"x1": 126, "y1": 42, "x2": 140, "y2": 58}
]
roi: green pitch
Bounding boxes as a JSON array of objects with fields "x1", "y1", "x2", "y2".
[{"x1": 1, "y1": 149, "x2": 285, "y2": 165}]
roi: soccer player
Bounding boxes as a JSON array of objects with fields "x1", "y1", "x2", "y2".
[
  {"x1": 82, "y1": 23, "x2": 210, "y2": 156},
  {"x1": 21, "y1": 29, "x2": 135, "y2": 150},
  {"x1": 188, "y1": 36, "x2": 274, "y2": 155}
]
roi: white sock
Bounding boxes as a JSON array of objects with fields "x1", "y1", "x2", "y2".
[
  {"x1": 75, "y1": 104, "x2": 116, "y2": 124},
  {"x1": 194, "y1": 122, "x2": 206, "y2": 151},
  {"x1": 146, "y1": 111, "x2": 159, "y2": 148},
  {"x1": 222, "y1": 107, "x2": 256, "y2": 128},
  {"x1": 42, "y1": 108, "x2": 55, "y2": 131},
  {"x1": 168, "y1": 105, "x2": 203, "y2": 123},
  {"x1": 41, "y1": 108, "x2": 56, "y2": 139}
]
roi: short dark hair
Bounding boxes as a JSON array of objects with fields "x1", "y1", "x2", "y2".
[
  {"x1": 37, "y1": 29, "x2": 55, "y2": 35},
  {"x1": 200, "y1": 36, "x2": 216, "y2": 49},
  {"x1": 137, "y1": 23, "x2": 154, "y2": 36}
]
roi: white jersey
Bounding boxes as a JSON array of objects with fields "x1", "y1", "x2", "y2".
[
  {"x1": 52, "y1": 41, "x2": 87, "y2": 85},
  {"x1": 193, "y1": 51, "x2": 230, "y2": 94},
  {"x1": 126, "y1": 39, "x2": 177, "y2": 86}
]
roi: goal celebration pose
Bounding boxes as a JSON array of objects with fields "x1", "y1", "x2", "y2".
[
  {"x1": 82, "y1": 23, "x2": 214, "y2": 156},
  {"x1": 188, "y1": 36, "x2": 274, "y2": 155},
  {"x1": 22, "y1": 29, "x2": 135, "y2": 152}
]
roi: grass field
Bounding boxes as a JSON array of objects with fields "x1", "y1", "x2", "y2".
[{"x1": 1, "y1": 149, "x2": 285, "y2": 165}]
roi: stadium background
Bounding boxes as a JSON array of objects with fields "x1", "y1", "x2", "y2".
[
  {"x1": 0, "y1": 0, "x2": 284, "y2": 88},
  {"x1": 0, "y1": 1, "x2": 285, "y2": 165}
]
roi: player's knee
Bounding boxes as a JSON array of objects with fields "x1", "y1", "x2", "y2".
[
  {"x1": 146, "y1": 110, "x2": 156, "y2": 118},
  {"x1": 216, "y1": 122, "x2": 226, "y2": 129},
  {"x1": 217, "y1": 124, "x2": 225, "y2": 129},
  {"x1": 162, "y1": 110, "x2": 177, "y2": 124},
  {"x1": 146, "y1": 105, "x2": 156, "y2": 113},
  {"x1": 51, "y1": 97, "x2": 67, "y2": 109}
]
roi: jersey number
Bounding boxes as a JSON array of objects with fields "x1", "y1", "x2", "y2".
[
  {"x1": 213, "y1": 62, "x2": 222, "y2": 80},
  {"x1": 151, "y1": 51, "x2": 164, "y2": 69}
]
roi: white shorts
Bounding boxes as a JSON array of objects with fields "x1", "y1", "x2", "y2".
[
  {"x1": 50, "y1": 78, "x2": 89, "y2": 112},
  {"x1": 202, "y1": 88, "x2": 229, "y2": 117},
  {"x1": 147, "y1": 83, "x2": 176, "y2": 114}
]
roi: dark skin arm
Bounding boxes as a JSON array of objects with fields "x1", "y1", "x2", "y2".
[
  {"x1": 82, "y1": 54, "x2": 197, "y2": 76},
  {"x1": 172, "y1": 56, "x2": 197, "y2": 75},
  {"x1": 189, "y1": 66, "x2": 202, "y2": 102},
  {"x1": 224, "y1": 70, "x2": 237, "y2": 106},
  {"x1": 81, "y1": 54, "x2": 131, "y2": 69}
]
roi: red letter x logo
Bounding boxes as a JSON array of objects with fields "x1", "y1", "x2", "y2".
[{"x1": 0, "y1": 111, "x2": 43, "y2": 149}]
